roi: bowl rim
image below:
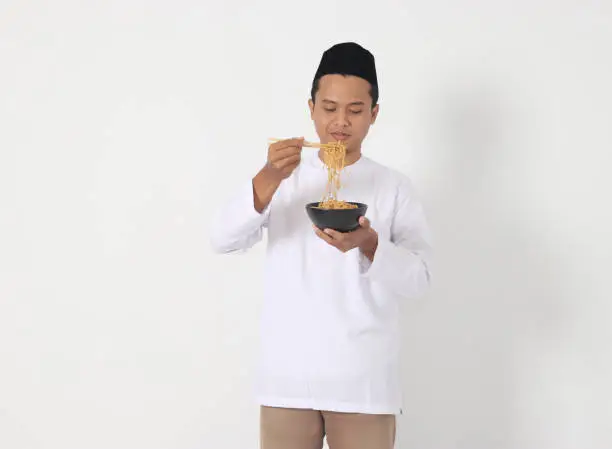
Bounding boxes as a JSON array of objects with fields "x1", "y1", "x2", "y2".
[{"x1": 305, "y1": 201, "x2": 368, "y2": 210}]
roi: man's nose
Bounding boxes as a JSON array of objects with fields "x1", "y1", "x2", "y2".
[{"x1": 333, "y1": 110, "x2": 350, "y2": 127}]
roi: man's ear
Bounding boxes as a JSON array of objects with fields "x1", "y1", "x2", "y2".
[
  {"x1": 371, "y1": 104, "x2": 380, "y2": 125},
  {"x1": 308, "y1": 99, "x2": 315, "y2": 119}
]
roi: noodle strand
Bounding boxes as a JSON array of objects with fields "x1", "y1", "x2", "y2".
[{"x1": 316, "y1": 142, "x2": 358, "y2": 210}]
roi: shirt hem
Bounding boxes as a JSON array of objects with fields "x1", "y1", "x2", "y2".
[{"x1": 256, "y1": 395, "x2": 401, "y2": 415}]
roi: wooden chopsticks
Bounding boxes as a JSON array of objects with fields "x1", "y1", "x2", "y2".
[{"x1": 267, "y1": 138, "x2": 342, "y2": 149}]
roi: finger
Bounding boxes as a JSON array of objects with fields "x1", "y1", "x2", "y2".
[
  {"x1": 270, "y1": 145, "x2": 302, "y2": 160},
  {"x1": 314, "y1": 226, "x2": 337, "y2": 245},
  {"x1": 275, "y1": 154, "x2": 301, "y2": 169},
  {"x1": 270, "y1": 137, "x2": 304, "y2": 151},
  {"x1": 270, "y1": 146, "x2": 302, "y2": 162},
  {"x1": 281, "y1": 161, "x2": 301, "y2": 177},
  {"x1": 269, "y1": 138, "x2": 296, "y2": 150},
  {"x1": 323, "y1": 228, "x2": 344, "y2": 240},
  {"x1": 358, "y1": 216, "x2": 370, "y2": 229}
]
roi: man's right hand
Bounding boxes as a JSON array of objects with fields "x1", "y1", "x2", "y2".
[
  {"x1": 252, "y1": 137, "x2": 304, "y2": 213},
  {"x1": 265, "y1": 137, "x2": 304, "y2": 180}
]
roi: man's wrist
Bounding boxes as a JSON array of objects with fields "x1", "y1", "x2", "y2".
[
  {"x1": 360, "y1": 229, "x2": 378, "y2": 261},
  {"x1": 253, "y1": 166, "x2": 283, "y2": 213}
]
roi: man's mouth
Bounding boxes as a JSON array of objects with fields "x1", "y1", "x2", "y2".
[{"x1": 331, "y1": 132, "x2": 350, "y2": 141}]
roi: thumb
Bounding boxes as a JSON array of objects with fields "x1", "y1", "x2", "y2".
[{"x1": 359, "y1": 216, "x2": 370, "y2": 229}]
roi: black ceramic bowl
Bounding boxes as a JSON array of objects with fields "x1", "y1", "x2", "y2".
[{"x1": 305, "y1": 202, "x2": 368, "y2": 233}]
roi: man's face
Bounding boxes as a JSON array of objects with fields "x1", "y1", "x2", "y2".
[{"x1": 308, "y1": 74, "x2": 379, "y2": 154}]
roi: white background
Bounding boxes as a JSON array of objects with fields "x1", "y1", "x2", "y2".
[{"x1": 1, "y1": 1, "x2": 611, "y2": 448}]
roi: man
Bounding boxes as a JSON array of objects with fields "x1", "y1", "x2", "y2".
[{"x1": 210, "y1": 42, "x2": 432, "y2": 449}]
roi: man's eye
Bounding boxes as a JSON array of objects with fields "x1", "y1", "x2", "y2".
[
  {"x1": 324, "y1": 108, "x2": 336, "y2": 113},
  {"x1": 350, "y1": 110, "x2": 363, "y2": 114}
]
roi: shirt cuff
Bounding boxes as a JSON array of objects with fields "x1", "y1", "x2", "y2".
[
  {"x1": 210, "y1": 180, "x2": 270, "y2": 250},
  {"x1": 228, "y1": 180, "x2": 271, "y2": 231},
  {"x1": 359, "y1": 237, "x2": 392, "y2": 278}
]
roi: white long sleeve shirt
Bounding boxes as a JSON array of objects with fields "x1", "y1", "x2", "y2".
[{"x1": 210, "y1": 150, "x2": 432, "y2": 414}]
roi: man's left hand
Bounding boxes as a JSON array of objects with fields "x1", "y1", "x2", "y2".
[{"x1": 314, "y1": 216, "x2": 378, "y2": 260}]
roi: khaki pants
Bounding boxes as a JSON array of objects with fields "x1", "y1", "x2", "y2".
[{"x1": 260, "y1": 406, "x2": 396, "y2": 449}]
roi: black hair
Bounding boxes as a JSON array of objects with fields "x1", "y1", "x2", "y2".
[{"x1": 310, "y1": 75, "x2": 379, "y2": 108}]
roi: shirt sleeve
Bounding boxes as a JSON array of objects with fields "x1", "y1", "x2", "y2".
[
  {"x1": 209, "y1": 179, "x2": 271, "y2": 254},
  {"x1": 359, "y1": 180, "x2": 433, "y2": 299}
]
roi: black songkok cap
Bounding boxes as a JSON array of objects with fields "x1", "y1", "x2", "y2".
[{"x1": 313, "y1": 42, "x2": 378, "y2": 89}]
